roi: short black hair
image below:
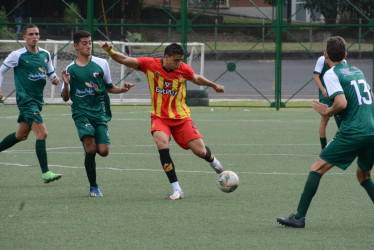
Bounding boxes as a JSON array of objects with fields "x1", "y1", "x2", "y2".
[
  {"x1": 22, "y1": 24, "x2": 38, "y2": 34},
  {"x1": 326, "y1": 36, "x2": 346, "y2": 62},
  {"x1": 73, "y1": 30, "x2": 91, "y2": 44},
  {"x1": 164, "y1": 43, "x2": 184, "y2": 56}
]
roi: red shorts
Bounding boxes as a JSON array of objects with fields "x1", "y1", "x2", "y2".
[{"x1": 151, "y1": 116, "x2": 202, "y2": 150}]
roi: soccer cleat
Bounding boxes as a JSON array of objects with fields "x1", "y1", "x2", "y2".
[
  {"x1": 209, "y1": 157, "x2": 223, "y2": 174},
  {"x1": 169, "y1": 189, "x2": 184, "y2": 200},
  {"x1": 42, "y1": 171, "x2": 62, "y2": 184},
  {"x1": 276, "y1": 214, "x2": 306, "y2": 228},
  {"x1": 89, "y1": 186, "x2": 103, "y2": 197}
]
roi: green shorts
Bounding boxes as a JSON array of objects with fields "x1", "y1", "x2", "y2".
[
  {"x1": 17, "y1": 104, "x2": 44, "y2": 127},
  {"x1": 320, "y1": 134, "x2": 374, "y2": 172},
  {"x1": 73, "y1": 115, "x2": 110, "y2": 144}
]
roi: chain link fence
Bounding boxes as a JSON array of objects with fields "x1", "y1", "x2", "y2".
[{"x1": 0, "y1": 0, "x2": 373, "y2": 108}]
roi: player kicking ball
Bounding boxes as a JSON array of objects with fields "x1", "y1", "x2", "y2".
[{"x1": 100, "y1": 41, "x2": 225, "y2": 200}]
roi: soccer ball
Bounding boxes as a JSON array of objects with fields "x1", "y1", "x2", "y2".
[{"x1": 217, "y1": 170, "x2": 239, "y2": 193}]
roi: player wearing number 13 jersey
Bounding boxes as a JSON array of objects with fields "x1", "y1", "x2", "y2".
[
  {"x1": 277, "y1": 36, "x2": 374, "y2": 228},
  {"x1": 100, "y1": 41, "x2": 226, "y2": 199}
]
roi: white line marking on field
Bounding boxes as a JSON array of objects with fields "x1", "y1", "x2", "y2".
[
  {"x1": 1, "y1": 150, "x2": 318, "y2": 157},
  {"x1": 0, "y1": 162, "x2": 353, "y2": 176},
  {"x1": 0, "y1": 162, "x2": 30, "y2": 167}
]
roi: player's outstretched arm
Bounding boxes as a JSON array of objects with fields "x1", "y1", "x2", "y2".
[
  {"x1": 190, "y1": 74, "x2": 224, "y2": 93},
  {"x1": 99, "y1": 41, "x2": 139, "y2": 69},
  {"x1": 61, "y1": 70, "x2": 70, "y2": 102},
  {"x1": 106, "y1": 83, "x2": 135, "y2": 94}
]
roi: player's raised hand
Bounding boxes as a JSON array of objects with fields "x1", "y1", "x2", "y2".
[
  {"x1": 51, "y1": 75, "x2": 60, "y2": 85},
  {"x1": 214, "y1": 84, "x2": 224, "y2": 93},
  {"x1": 121, "y1": 83, "x2": 135, "y2": 93},
  {"x1": 61, "y1": 69, "x2": 70, "y2": 84},
  {"x1": 99, "y1": 41, "x2": 112, "y2": 52}
]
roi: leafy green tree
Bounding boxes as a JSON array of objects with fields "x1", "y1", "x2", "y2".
[{"x1": 64, "y1": 2, "x2": 81, "y2": 39}]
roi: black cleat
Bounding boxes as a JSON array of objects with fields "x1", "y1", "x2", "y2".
[{"x1": 276, "y1": 214, "x2": 305, "y2": 228}]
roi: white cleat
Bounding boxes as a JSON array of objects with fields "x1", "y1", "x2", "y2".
[
  {"x1": 209, "y1": 157, "x2": 223, "y2": 174},
  {"x1": 169, "y1": 190, "x2": 184, "y2": 200}
]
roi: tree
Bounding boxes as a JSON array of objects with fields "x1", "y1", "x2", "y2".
[
  {"x1": 304, "y1": 0, "x2": 338, "y2": 24},
  {"x1": 64, "y1": 3, "x2": 81, "y2": 39},
  {"x1": 265, "y1": 0, "x2": 293, "y2": 23}
]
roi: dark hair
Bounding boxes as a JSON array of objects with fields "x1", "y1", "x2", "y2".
[
  {"x1": 22, "y1": 24, "x2": 38, "y2": 34},
  {"x1": 164, "y1": 43, "x2": 184, "y2": 56},
  {"x1": 326, "y1": 36, "x2": 346, "y2": 62},
  {"x1": 73, "y1": 30, "x2": 91, "y2": 44}
]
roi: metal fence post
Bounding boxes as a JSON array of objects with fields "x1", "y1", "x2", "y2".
[
  {"x1": 274, "y1": 0, "x2": 283, "y2": 110},
  {"x1": 180, "y1": 0, "x2": 188, "y2": 62}
]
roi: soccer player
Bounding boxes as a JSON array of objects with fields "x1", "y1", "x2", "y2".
[
  {"x1": 277, "y1": 36, "x2": 374, "y2": 228},
  {"x1": 99, "y1": 41, "x2": 225, "y2": 200},
  {"x1": 61, "y1": 30, "x2": 134, "y2": 197},
  {"x1": 0, "y1": 24, "x2": 62, "y2": 183},
  {"x1": 313, "y1": 55, "x2": 345, "y2": 150}
]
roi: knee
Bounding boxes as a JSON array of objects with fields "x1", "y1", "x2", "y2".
[
  {"x1": 38, "y1": 131, "x2": 48, "y2": 140},
  {"x1": 356, "y1": 167, "x2": 371, "y2": 184},
  {"x1": 97, "y1": 149, "x2": 109, "y2": 157},
  {"x1": 84, "y1": 145, "x2": 97, "y2": 155},
  {"x1": 15, "y1": 133, "x2": 29, "y2": 141},
  {"x1": 193, "y1": 146, "x2": 207, "y2": 159},
  {"x1": 97, "y1": 145, "x2": 110, "y2": 157}
]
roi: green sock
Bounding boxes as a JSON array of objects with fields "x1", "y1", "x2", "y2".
[
  {"x1": 320, "y1": 137, "x2": 327, "y2": 149},
  {"x1": 35, "y1": 140, "x2": 49, "y2": 173},
  {"x1": 85, "y1": 152, "x2": 97, "y2": 187},
  {"x1": 0, "y1": 132, "x2": 19, "y2": 152},
  {"x1": 361, "y1": 179, "x2": 374, "y2": 203},
  {"x1": 296, "y1": 171, "x2": 322, "y2": 219}
]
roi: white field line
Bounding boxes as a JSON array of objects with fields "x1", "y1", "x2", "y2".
[{"x1": 0, "y1": 162, "x2": 352, "y2": 176}]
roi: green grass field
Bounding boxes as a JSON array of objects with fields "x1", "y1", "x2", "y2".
[{"x1": 0, "y1": 105, "x2": 372, "y2": 250}]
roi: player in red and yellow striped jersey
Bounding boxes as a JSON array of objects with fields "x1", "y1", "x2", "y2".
[{"x1": 100, "y1": 42, "x2": 225, "y2": 199}]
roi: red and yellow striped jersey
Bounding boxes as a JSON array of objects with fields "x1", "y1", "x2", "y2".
[{"x1": 137, "y1": 57, "x2": 194, "y2": 119}]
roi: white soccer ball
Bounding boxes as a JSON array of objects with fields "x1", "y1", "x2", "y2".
[{"x1": 217, "y1": 170, "x2": 239, "y2": 193}]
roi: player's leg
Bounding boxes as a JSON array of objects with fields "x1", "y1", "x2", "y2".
[
  {"x1": 31, "y1": 121, "x2": 62, "y2": 183},
  {"x1": 357, "y1": 167, "x2": 374, "y2": 203},
  {"x1": 277, "y1": 135, "x2": 358, "y2": 228},
  {"x1": 0, "y1": 121, "x2": 29, "y2": 152},
  {"x1": 319, "y1": 115, "x2": 330, "y2": 150},
  {"x1": 277, "y1": 158, "x2": 333, "y2": 228},
  {"x1": 187, "y1": 139, "x2": 223, "y2": 174},
  {"x1": 173, "y1": 118, "x2": 223, "y2": 174},
  {"x1": 82, "y1": 135, "x2": 102, "y2": 197},
  {"x1": 95, "y1": 123, "x2": 110, "y2": 157},
  {"x1": 356, "y1": 141, "x2": 374, "y2": 203},
  {"x1": 153, "y1": 130, "x2": 183, "y2": 199}
]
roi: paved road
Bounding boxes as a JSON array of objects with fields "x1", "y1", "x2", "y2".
[{"x1": 1, "y1": 58, "x2": 372, "y2": 103}]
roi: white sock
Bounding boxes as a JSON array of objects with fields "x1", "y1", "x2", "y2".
[
  {"x1": 171, "y1": 181, "x2": 181, "y2": 191},
  {"x1": 210, "y1": 157, "x2": 217, "y2": 167}
]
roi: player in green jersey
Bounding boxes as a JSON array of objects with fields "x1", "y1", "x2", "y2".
[
  {"x1": 61, "y1": 30, "x2": 134, "y2": 197},
  {"x1": 0, "y1": 24, "x2": 62, "y2": 183},
  {"x1": 277, "y1": 36, "x2": 374, "y2": 228}
]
